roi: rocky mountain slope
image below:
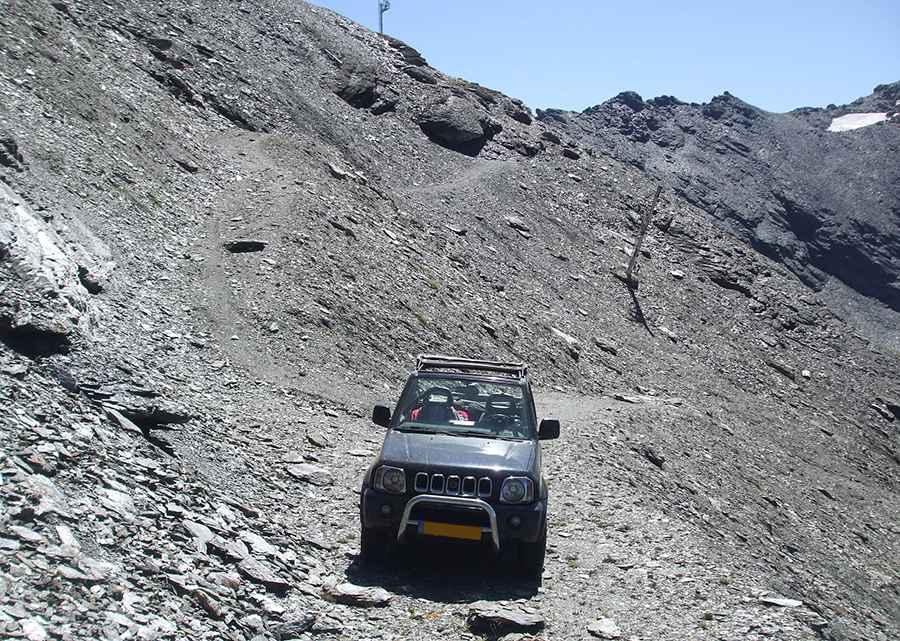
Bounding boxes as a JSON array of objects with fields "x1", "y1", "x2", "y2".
[
  {"x1": 537, "y1": 83, "x2": 900, "y2": 347},
  {"x1": 1, "y1": 1, "x2": 898, "y2": 640}
]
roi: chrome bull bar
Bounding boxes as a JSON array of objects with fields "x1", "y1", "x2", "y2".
[{"x1": 397, "y1": 494, "x2": 500, "y2": 550}]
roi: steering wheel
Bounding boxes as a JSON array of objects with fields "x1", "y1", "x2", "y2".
[{"x1": 479, "y1": 394, "x2": 526, "y2": 437}]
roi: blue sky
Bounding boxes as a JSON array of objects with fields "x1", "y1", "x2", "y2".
[{"x1": 311, "y1": 0, "x2": 900, "y2": 113}]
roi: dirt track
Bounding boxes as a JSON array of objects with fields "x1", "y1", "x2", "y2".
[{"x1": 168, "y1": 385, "x2": 823, "y2": 640}]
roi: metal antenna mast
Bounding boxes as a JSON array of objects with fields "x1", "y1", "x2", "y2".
[{"x1": 378, "y1": 0, "x2": 390, "y2": 34}]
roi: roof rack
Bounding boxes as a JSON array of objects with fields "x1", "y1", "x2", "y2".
[{"x1": 415, "y1": 354, "x2": 528, "y2": 379}]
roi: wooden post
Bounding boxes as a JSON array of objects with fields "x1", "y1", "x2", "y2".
[{"x1": 624, "y1": 186, "x2": 662, "y2": 288}]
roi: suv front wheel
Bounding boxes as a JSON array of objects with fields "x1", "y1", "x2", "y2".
[
  {"x1": 359, "y1": 525, "x2": 391, "y2": 564},
  {"x1": 517, "y1": 518, "x2": 547, "y2": 580}
]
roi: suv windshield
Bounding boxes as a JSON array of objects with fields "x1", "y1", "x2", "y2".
[{"x1": 392, "y1": 375, "x2": 534, "y2": 440}]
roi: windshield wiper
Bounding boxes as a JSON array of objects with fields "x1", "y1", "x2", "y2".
[
  {"x1": 394, "y1": 426, "x2": 438, "y2": 434},
  {"x1": 449, "y1": 430, "x2": 527, "y2": 441}
]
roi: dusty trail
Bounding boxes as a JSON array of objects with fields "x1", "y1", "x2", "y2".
[
  {"x1": 399, "y1": 158, "x2": 516, "y2": 198},
  {"x1": 172, "y1": 384, "x2": 822, "y2": 640}
]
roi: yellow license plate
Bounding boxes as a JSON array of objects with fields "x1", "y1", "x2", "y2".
[{"x1": 422, "y1": 521, "x2": 482, "y2": 541}]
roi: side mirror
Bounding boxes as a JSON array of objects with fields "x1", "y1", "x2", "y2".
[
  {"x1": 539, "y1": 418, "x2": 560, "y2": 440},
  {"x1": 372, "y1": 404, "x2": 391, "y2": 428}
]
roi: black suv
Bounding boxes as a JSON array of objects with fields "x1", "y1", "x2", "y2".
[{"x1": 358, "y1": 355, "x2": 559, "y2": 578}]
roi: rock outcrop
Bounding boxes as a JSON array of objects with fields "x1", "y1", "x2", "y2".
[
  {"x1": 417, "y1": 94, "x2": 503, "y2": 156},
  {"x1": 0, "y1": 183, "x2": 95, "y2": 356},
  {"x1": 540, "y1": 83, "x2": 900, "y2": 321}
]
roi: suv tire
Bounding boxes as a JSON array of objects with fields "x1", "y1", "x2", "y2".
[
  {"x1": 359, "y1": 525, "x2": 390, "y2": 564},
  {"x1": 518, "y1": 519, "x2": 547, "y2": 580}
]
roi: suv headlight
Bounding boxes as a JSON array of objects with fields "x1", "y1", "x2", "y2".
[
  {"x1": 500, "y1": 476, "x2": 534, "y2": 504},
  {"x1": 373, "y1": 466, "x2": 406, "y2": 494}
]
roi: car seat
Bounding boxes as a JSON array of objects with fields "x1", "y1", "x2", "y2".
[{"x1": 416, "y1": 387, "x2": 455, "y2": 423}]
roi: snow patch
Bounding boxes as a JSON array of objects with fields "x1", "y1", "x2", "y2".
[{"x1": 827, "y1": 112, "x2": 887, "y2": 132}]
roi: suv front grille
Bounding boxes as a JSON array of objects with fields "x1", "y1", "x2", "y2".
[
  {"x1": 414, "y1": 472, "x2": 492, "y2": 498},
  {"x1": 410, "y1": 505, "x2": 491, "y2": 528}
]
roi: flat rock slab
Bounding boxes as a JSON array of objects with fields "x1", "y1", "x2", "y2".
[
  {"x1": 165, "y1": 573, "x2": 198, "y2": 595},
  {"x1": 306, "y1": 431, "x2": 330, "y2": 448},
  {"x1": 58, "y1": 562, "x2": 107, "y2": 584},
  {"x1": 322, "y1": 581, "x2": 392, "y2": 607},
  {"x1": 588, "y1": 617, "x2": 622, "y2": 639},
  {"x1": 21, "y1": 619, "x2": 48, "y2": 641},
  {"x1": 239, "y1": 530, "x2": 278, "y2": 556},
  {"x1": 505, "y1": 216, "x2": 531, "y2": 232},
  {"x1": 223, "y1": 498, "x2": 260, "y2": 518},
  {"x1": 272, "y1": 616, "x2": 317, "y2": 639},
  {"x1": 105, "y1": 406, "x2": 143, "y2": 435},
  {"x1": 55, "y1": 525, "x2": 77, "y2": 547},
  {"x1": 287, "y1": 463, "x2": 333, "y2": 486},
  {"x1": 551, "y1": 327, "x2": 580, "y2": 354},
  {"x1": 764, "y1": 358, "x2": 796, "y2": 380},
  {"x1": 207, "y1": 536, "x2": 249, "y2": 561},
  {"x1": 2, "y1": 363, "x2": 28, "y2": 377},
  {"x1": 223, "y1": 239, "x2": 267, "y2": 253},
  {"x1": 99, "y1": 488, "x2": 136, "y2": 519},
  {"x1": 327, "y1": 162, "x2": 350, "y2": 179},
  {"x1": 182, "y1": 519, "x2": 215, "y2": 553},
  {"x1": 8, "y1": 525, "x2": 43, "y2": 543},
  {"x1": 78, "y1": 556, "x2": 118, "y2": 580},
  {"x1": 237, "y1": 558, "x2": 291, "y2": 593},
  {"x1": 0, "y1": 537, "x2": 21, "y2": 551},
  {"x1": 760, "y1": 595, "x2": 803, "y2": 608},
  {"x1": 613, "y1": 393, "x2": 649, "y2": 404},
  {"x1": 467, "y1": 601, "x2": 545, "y2": 636},
  {"x1": 19, "y1": 474, "x2": 73, "y2": 519}
]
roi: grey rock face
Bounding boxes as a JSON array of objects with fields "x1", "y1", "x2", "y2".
[
  {"x1": 335, "y1": 70, "x2": 398, "y2": 115},
  {"x1": 272, "y1": 616, "x2": 317, "y2": 639},
  {"x1": 540, "y1": 83, "x2": 900, "y2": 315},
  {"x1": 0, "y1": 183, "x2": 95, "y2": 356}
]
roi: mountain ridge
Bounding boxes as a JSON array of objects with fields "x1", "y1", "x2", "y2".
[{"x1": 535, "y1": 81, "x2": 900, "y2": 335}]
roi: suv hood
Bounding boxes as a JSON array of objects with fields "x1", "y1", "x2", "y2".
[{"x1": 381, "y1": 430, "x2": 536, "y2": 473}]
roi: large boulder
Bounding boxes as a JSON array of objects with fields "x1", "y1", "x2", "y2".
[
  {"x1": 403, "y1": 66, "x2": 438, "y2": 85},
  {"x1": 335, "y1": 74, "x2": 381, "y2": 109},
  {"x1": 0, "y1": 183, "x2": 95, "y2": 356},
  {"x1": 416, "y1": 95, "x2": 501, "y2": 156},
  {"x1": 384, "y1": 36, "x2": 427, "y2": 66},
  {"x1": 466, "y1": 601, "x2": 545, "y2": 636},
  {"x1": 334, "y1": 68, "x2": 399, "y2": 115}
]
